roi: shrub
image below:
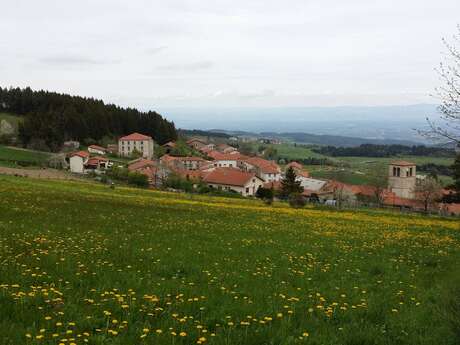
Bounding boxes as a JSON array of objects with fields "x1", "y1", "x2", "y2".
[
  {"x1": 256, "y1": 186, "x2": 274, "y2": 205},
  {"x1": 164, "y1": 174, "x2": 194, "y2": 192},
  {"x1": 128, "y1": 172, "x2": 149, "y2": 188},
  {"x1": 289, "y1": 193, "x2": 306, "y2": 208}
]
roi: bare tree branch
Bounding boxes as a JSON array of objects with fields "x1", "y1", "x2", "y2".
[{"x1": 421, "y1": 25, "x2": 460, "y2": 146}]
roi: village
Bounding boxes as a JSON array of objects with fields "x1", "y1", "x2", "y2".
[{"x1": 65, "y1": 132, "x2": 460, "y2": 216}]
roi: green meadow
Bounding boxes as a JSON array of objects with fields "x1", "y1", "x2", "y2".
[
  {"x1": 0, "y1": 176, "x2": 459, "y2": 345},
  {"x1": 0, "y1": 145, "x2": 52, "y2": 168}
]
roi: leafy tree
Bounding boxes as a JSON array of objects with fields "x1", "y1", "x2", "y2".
[
  {"x1": 170, "y1": 140, "x2": 193, "y2": 156},
  {"x1": 256, "y1": 186, "x2": 274, "y2": 205},
  {"x1": 127, "y1": 172, "x2": 149, "y2": 188},
  {"x1": 164, "y1": 174, "x2": 194, "y2": 192},
  {"x1": 280, "y1": 167, "x2": 303, "y2": 198},
  {"x1": 238, "y1": 142, "x2": 255, "y2": 156},
  {"x1": 367, "y1": 171, "x2": 388, "y2": 206},
  {"x1": 263, "y1": 146, "x2": 278, "y2": 160},
  {"x1": 288, "y1": 193, "x2": 306, "y2": 208},
  {"x1": 130, "y1": 148, "x2": 143, "y2": 159}
]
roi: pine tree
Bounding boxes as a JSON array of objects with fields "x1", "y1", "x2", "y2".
[{"x1": 280, "y1": 167, "x2": 303, "y2": 198}]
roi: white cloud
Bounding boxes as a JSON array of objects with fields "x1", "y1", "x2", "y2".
[{"x1": 1, "y1": 0, "x2": 459, "y2": 108}]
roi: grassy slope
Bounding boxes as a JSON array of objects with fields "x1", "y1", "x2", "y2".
[
  {"x1": 0, "y1": 145, "x2": 52, "y2": 167},
  {"x1": 270, "y1": 143, "x2": 455, "y2": 186},
  {"x1": 0, "y1": 113, "x2": 21, "y2": 131},
  {"x1": 0, "y1": 176, "x2": 459, "y2": 345}
]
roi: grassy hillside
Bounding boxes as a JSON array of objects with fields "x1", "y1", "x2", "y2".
[
  {"x1": 0, "y1": 112, "x2": 21, "y2": 129},
  {"x1": 0, "y1": 145, "x2": 52, "y2": 167},
  {"x1": 263, "y1": 143, "x2": 455, "y2": 186},
  {"x1": 0, "y1": 176, "x2": 459, "y2": 345}
]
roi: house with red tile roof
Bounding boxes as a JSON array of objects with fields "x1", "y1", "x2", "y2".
[
  {"x1": 186, "y1": 138, "x2": 208, "y2": 150},
  {"x1": 286, "y1": 161, "x2": 303, "y2": 171},
  {"x1": 88, "y1": 144, "x2": 107, "y2": 155},
  {"x1": 201, "y1": 167, "x2": 264, "y2": 196},
  {"x1": 128, "y1": 158, "x2": 157, "y2": 172},
  {"x1": 216, "y1": 143, "x2": 237, "y2": 153},
  {"x1": 241, "y1": 156, "x2": 281, "y2": 182},
  {"x1": 162, "y1": 141, "x2": 176, "y2": 153},
  {"x1": 127, "y1": 158, "x2": 169, "y2": 187},
  {"x1": 160, "y1": 154, "x2": 209, "y2": 171},
  {"x1": 85, "y1": 156, "x2": 109, "y2": 170},
  {"x1": 118, "y1": 132, "x2": 154, "y2": 159},
  {"x1": 207, "y1": 151, "x2": 246, "y2": 168},
  {"x1": 69, "y1": 151, "x2": 90, "y2": 173}
]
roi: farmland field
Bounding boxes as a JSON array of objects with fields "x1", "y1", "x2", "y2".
[
  {"x1": 0, "y1": 145, "x2": 52, "y2": 168},
  {"x1": 263, "y1": 143, "x2": 455, "y2": 186},
  {"x1": 0, "y1": 176, "x2": 459, "y2": 345}
]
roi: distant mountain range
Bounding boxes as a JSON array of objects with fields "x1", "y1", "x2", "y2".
[
  {"x1": 161, "y1": 104, "x2": 439, "y2": 144},
  {"x1": 208, "y1": 129, "x2": 424, "y2": 147}
]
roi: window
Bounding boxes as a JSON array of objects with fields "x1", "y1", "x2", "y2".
[
  {"x1": 409, "y1": 167, "x2": 413, "y2": 176},
  {"x1": 245, "y1": 187, "x2": 250, "y2": 194}
]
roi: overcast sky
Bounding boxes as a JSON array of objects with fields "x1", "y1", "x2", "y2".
[{"x1": 2, "y1": 0, "x2": 459, "y2": 109}]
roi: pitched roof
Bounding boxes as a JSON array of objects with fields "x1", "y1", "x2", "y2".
[
  {"x1": 299, "y1": 177, "x2": 328, "y2": 191},
  {"x1": 70, "y1": 151, "x2": 90, "y2": 159},
  {"x1": 263, "y1": 181, "x2": 282, "y2": 190},
  {"x1": 207, "y1": 151, "x2": 245, "y2": 161},
  {"x1": 199, "y1": 146, "x2": 213, "y2": 153},
  {"x1": 177, "y1": 156, "x2": 206, "y2": 162},
  {"x1": 296, "y1": 170, "x2": 310, "y2": 178},
  {"x1": 243, "y1": 157, "x2": 280, "y2": 174},
  {"x1": 88, "y1": 144, "x2": 106, "y2": 151},
  {"x1": 162, "y1": 141, "x2": 176, "y2": 147},
  {"x1": 119, "y1": 132, "x2": 152, "y2": 141},
  {"x1": 202, "y1": 168, "x2": 259, "y2": 187},
  {"x1": 390, "y1": 160, "x2": 416, "y2": 167},
  {"x1": 444, "y1": 203, "x2": 460, "y2": 215},
  {"x1": 160, "y1": 154, "x2": 177, "y2": 164},
  {"x1": 86, "y1": 156, "x2": 108, "y2": 166},
  {"x1": 286, "y1": 161, "x2": 303, "y2": 170},
  {"x1": 321, "y1": 180, "x2": 377, "y2": 197},
  {"x1": 128, "y1": 159, "x2": 156, "y2": 171},
  {"x1": 186, "y1": 138, "x2": 207, "y2": 144}
]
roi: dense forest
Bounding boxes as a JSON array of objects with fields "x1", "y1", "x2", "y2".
[
  {"x1": 0, "y1": 87, "x2": 177, "y2": 151},
  {"x1": 313, "y1": 144, "x2": 456, "y2": 158}
]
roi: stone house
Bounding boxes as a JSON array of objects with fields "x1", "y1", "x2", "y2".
[{"x1": 118, "y1": 133, "x2": 154, "y2": 159}]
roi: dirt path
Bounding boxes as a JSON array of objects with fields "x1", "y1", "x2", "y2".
[{"x1": 0, "y1": 166, "x2": 82, "y2": 180}]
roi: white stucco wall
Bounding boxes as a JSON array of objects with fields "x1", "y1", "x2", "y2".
[{"x1": 69, "y1": 156, "x2": 85, "y2": 174}]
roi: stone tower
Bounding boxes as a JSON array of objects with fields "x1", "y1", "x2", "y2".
[{"x1": 388, "y1": 161, "x2": 416, "y2": 199}]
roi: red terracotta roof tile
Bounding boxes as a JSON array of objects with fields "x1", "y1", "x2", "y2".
[
  {"x1": 119, "y1": 132, "x2": 152, "y2": 141},
  {"x1": 202, "y1": 168, "x2": 259, "y2": 187},
  {"x1": 70, "y1": 151, "x2": 90, "y2": 158},
  {"x1": 128, "y1": 159, "x2": 156, "y2": 171},
  {"x1": 243, "y1": 157, "x2": 280, "y2": 174}
]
